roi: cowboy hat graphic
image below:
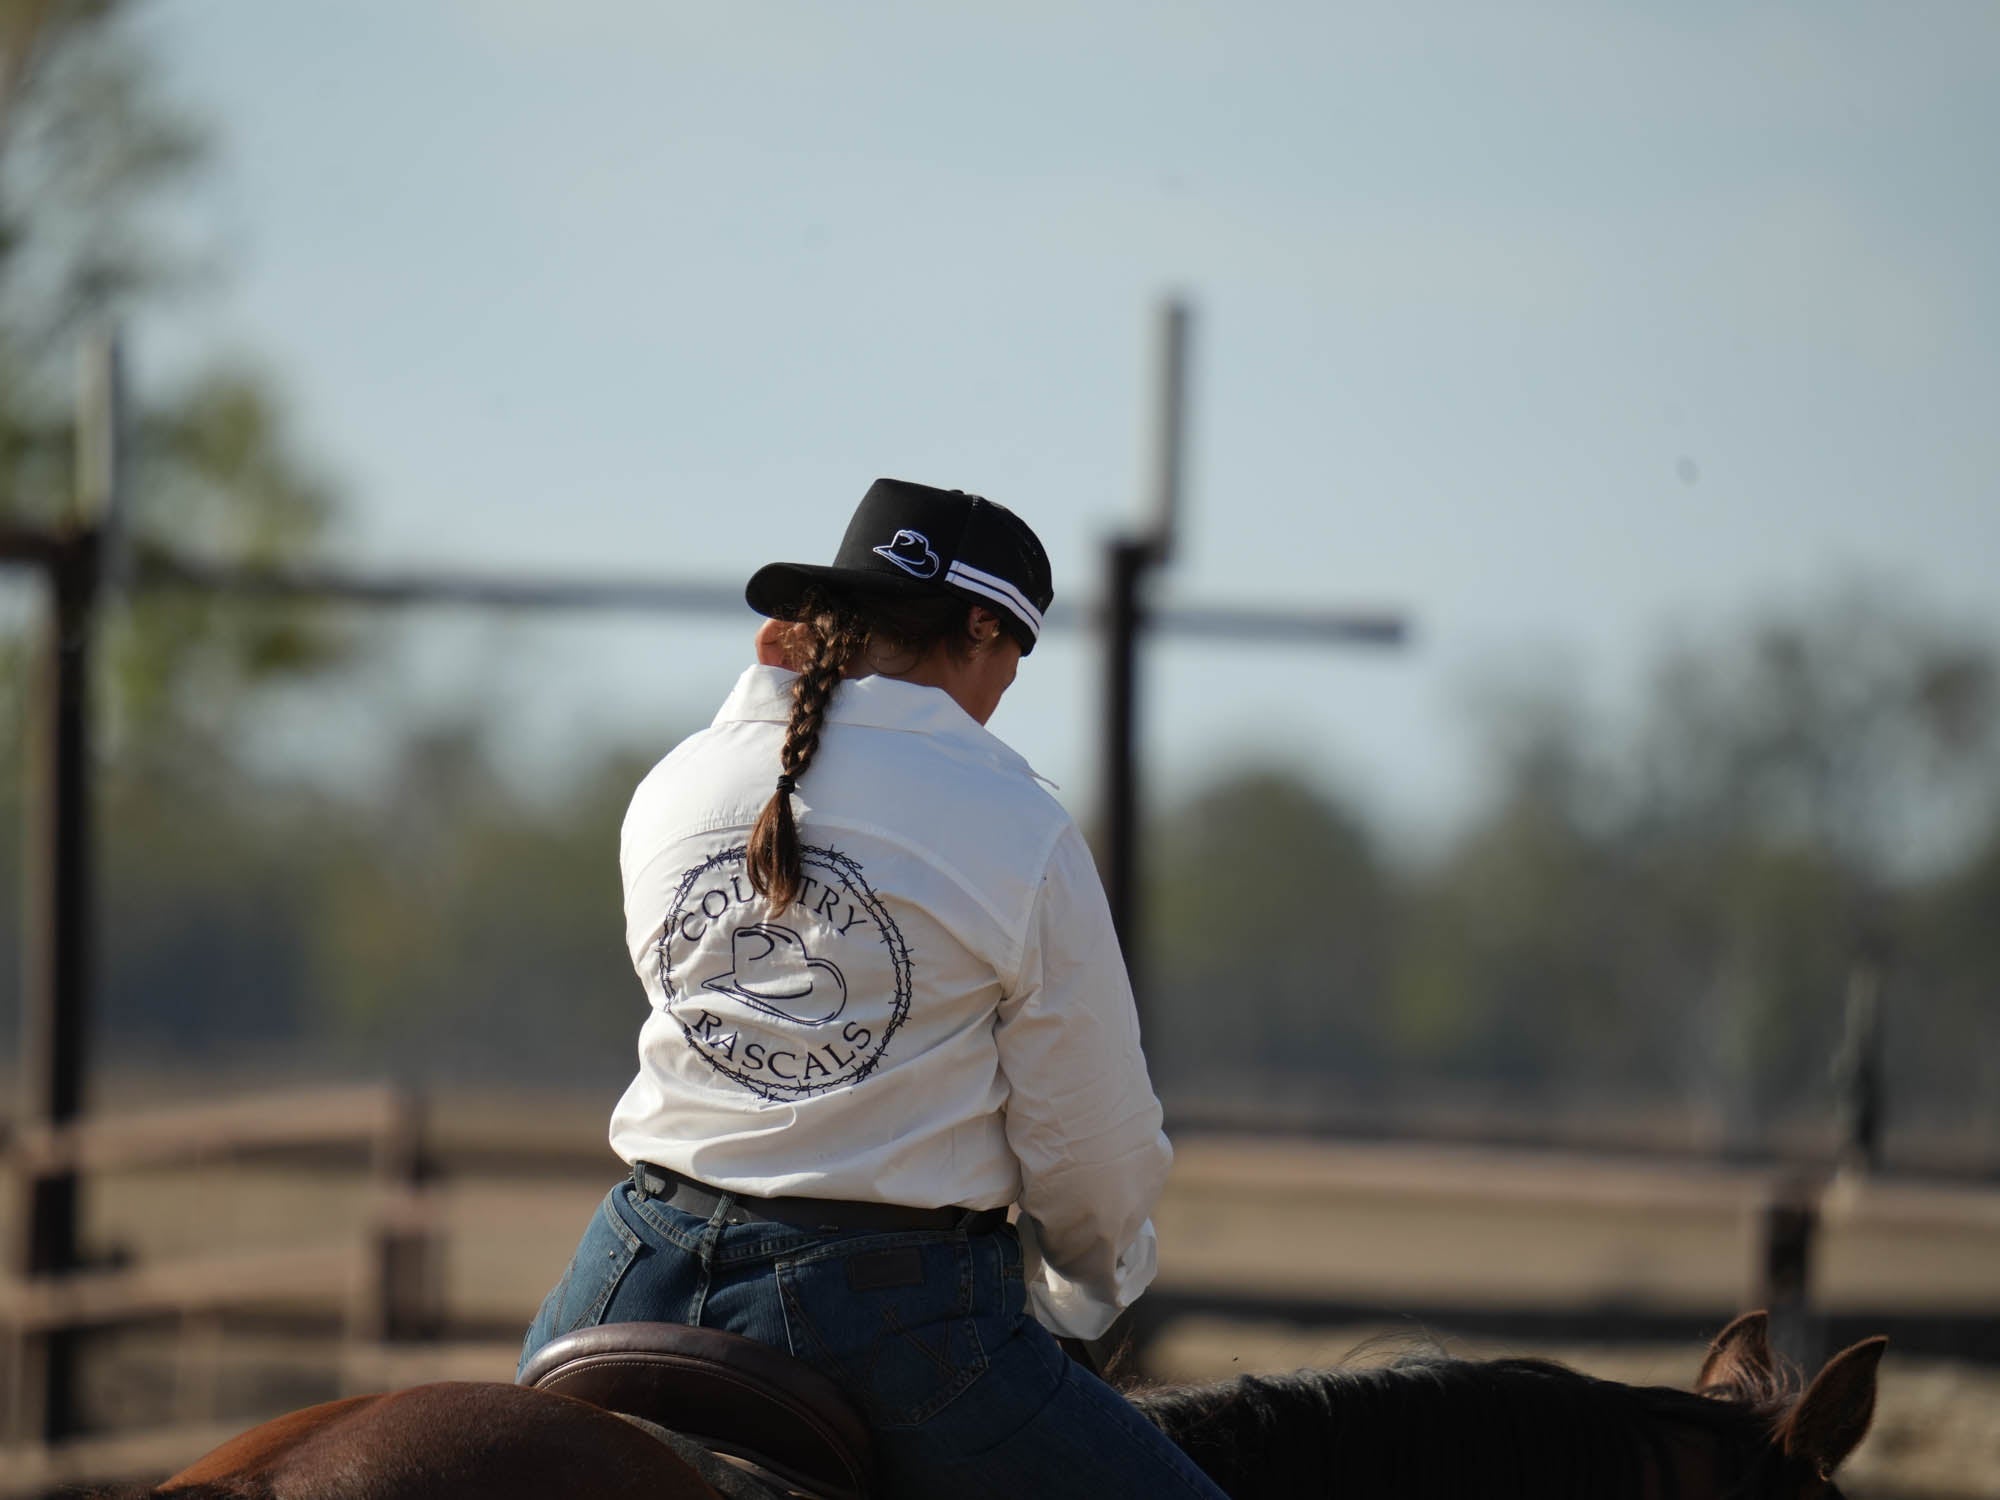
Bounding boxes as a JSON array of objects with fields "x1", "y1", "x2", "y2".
[
  {"x1": 701, "y1": 923, "x2": 848, "y2": 1026},
  {"x1": 871, "y1": 527, "x2": 941, "y2": 579}
]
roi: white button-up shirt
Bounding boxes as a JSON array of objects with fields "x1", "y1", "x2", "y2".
[{"x1": 609, "y1": 665, "x2": 1171, "y2": 1339}]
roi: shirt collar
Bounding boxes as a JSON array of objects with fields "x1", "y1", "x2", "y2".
[{"x1": 712, "y1": 665, "x2": 1054, "y2": 787}]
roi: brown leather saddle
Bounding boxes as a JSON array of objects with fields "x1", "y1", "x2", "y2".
[{"x1": 518, "y1": 1322, "x2": 875, "y2": 1499}]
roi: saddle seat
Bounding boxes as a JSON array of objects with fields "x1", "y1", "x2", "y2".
[{"x1": 519, "y1": 1322, "x2": 875, "y2": 1499}]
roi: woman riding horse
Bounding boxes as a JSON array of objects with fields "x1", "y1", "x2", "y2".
[{"x1": 516, "y1": 479, "x2": 1224, "y2": 1498}]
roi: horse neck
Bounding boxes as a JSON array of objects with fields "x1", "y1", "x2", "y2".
[{"x1": 1130, "y1": 1357, "x2": 1766, "y2": 1500}]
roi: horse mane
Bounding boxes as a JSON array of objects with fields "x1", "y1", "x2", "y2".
[
  {"x1": 83, "y1": 1486, "x2": 273, "y2": 1499},
  {"x1": 1129, "y1": 1354, "x2": 1793, "y2": 1499}
]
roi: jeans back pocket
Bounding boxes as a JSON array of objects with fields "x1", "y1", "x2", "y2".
[{"x1": 776, "y1": 1231, "x2": 988, "y2": 1428}]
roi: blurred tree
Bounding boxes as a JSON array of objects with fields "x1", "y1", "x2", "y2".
[
  {"x1": 1627, "y1": 587, "x2": 1998, "y2": 884},
  {"x1": 0, "y1": 0, "x2": 348, "y2": 762},
  {"x1": 1153, "y1": 590, "x2": 2000, "y2": 1148},
  {"x1": 1902, "y1": 820, "x2": 2000, "y2": 1140},
  {"x1": 0, "y1": 0, "x2": 350, "y2": 1081},
  {"x1": 1145, "y1": 767, "x2": 1393, "y2": 1107},
  {"x1": 0, "y1": 6, "x2": 700, "y2": 1094},
  {"x1": 1395, "y1": 588, "x2": 1999, "y2": 1138},
  {"x1": 1, "y1": 0, "x2": 200, "y2": 401},
  {"x1": 1622, "y1": 590, "x2": 1998, "y2": 1136},
  {"x1": 1391, "y1": 686, "x2": 1643, "y2": 1093},
  {"x1": 309, "y1": 734, "x2": 653, "y2": 1084},
  {"x1": 94, "y1": 760, "x2": 327, "y2": 1059},
  {"x1": 0, "y1": 4, "x2": 674, "y2": 1093}
]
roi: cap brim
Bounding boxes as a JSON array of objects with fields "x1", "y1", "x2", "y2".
[{"x1": 744, "y1": 562, "x2": 948, "y2": 621}]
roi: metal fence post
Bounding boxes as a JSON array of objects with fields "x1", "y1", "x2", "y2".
[{"x1": 9, "y1": 332, "x2": 122, "y2": 1445}]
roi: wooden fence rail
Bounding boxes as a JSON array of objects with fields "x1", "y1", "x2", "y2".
[{"x1": 2, "y1": 1083, "x2": 442, "y2": 1471}]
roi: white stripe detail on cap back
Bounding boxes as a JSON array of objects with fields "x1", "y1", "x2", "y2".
[{"x1": 947, "y1": 560, "x2": 1044, "y2": 637}]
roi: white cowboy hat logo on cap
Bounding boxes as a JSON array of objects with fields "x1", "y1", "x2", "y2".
[
  {"x1": 871, "y1": 528, "x2": 941, "y2": 580},
  {"x1": 701, "y1": 922, "x2": 849, "y2": 1026}
]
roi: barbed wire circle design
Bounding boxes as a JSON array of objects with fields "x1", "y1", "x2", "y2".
[{"x1": 658, "y1": 844, "x2": 911, "y2": 1101}]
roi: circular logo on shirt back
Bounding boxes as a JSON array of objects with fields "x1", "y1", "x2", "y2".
[{"x1": 658, "y1": 845, "x2": 910, "y2": 1101}]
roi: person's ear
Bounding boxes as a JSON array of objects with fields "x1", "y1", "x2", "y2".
[
  {"x1": 755, "y1": 618, "x2": 805, "y2": 669},
  {"x1": 968, "y1": 606, "x2": 1003, "y2": 650}
]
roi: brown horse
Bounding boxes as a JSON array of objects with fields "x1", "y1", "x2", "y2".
[{"x1": 99, "y1": 1311, "x2": 1882, "y2": 1500}]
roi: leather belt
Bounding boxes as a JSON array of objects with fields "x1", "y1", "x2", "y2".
[{"x1": 629, "y1": 1161, "x2": 1008, "y2": 1236}]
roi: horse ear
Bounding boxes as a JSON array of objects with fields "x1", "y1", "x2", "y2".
[
  {"x1": 1697, "y1": 1310, "x2": 1776, "y2": 1396},
  {"x1": 1780, "y1": 1337, "x2": 1887, "y2": 1478}
]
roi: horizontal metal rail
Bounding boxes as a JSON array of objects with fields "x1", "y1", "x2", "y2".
[{"x1": 131, "y1": 552, "x2": 1410, "y2": 646}]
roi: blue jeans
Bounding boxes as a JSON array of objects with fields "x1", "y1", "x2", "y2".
[{"x1": 519, "y1": 1183, "x2": 1226, "y2": 1500}]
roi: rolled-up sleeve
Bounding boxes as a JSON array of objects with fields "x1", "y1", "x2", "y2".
[{"x1": 995, "y1": 821, "x2": 1173, "y2": 1339}]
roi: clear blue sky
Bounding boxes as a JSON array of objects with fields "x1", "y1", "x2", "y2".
[{"x1": 136, "y1": 0, "x2": 2000, "y2": 852}]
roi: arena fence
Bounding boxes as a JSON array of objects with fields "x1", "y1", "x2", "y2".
[{"x1": 1, "y1": 1083, "x2": 440, "y2": 1493}]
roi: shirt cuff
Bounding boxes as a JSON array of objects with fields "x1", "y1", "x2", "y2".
[{"x1": 1019, "y1": 1216, "x2": 1159, "y2": 1341}]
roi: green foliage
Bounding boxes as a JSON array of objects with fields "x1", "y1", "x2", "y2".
[
  {"x1": 0, "y1": 0, "x2": 201, "y2": 401},
  {"x1": 0, "y1": 2, "x2": 656, "y2": 1099},
  {"x1": 80, "y1": 732, "x2": 659, "y2": 1088},
  {"x1": 1146, "y1": 589, "x2": 2000, "y2": 1142},
  {"x1": 1393, "y1": 767, "x2": 1637, "y2": 1087},
  {"x1": 1146, "y1": 767, "x2": 1393, "y2": 1094},
  {"x1": 96, "y1": 754, "x2": 325, "y2": 1052},
  {"x1": 1903, "y1": 826, "x2": 2000, "y2": 1136},
  {"x1": 107, "y1": 371, "x2": 350, "y2": 747},
  {"x1": 0, "y1": 0, "x2": 348, "y2": 758},
  {"x1": 306, "y1": 733, "x2": 649, "y2": 1081},
  {"x1": 1628, "y1": 588, "x2": 1999, "y2": 876},
  {"x1": 0, "y1": 0, "x2": 352, "y2": 1074}
]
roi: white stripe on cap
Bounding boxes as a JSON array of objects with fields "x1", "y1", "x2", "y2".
[{"x1": 947, "y1": 560, "x2": 1044, "y2": 638}]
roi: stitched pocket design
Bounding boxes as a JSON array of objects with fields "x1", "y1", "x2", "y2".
[{"x1": 777, "y1": 1232, "x2": 987, "y2": 1428}]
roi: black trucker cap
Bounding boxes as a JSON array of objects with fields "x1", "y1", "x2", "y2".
[{"x1": 745, "y1": 478, "x2": 1054, "y2": 654}]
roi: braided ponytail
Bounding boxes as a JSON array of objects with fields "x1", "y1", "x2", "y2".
[{"x1": 745, "y1": 593, "x2": 871, "y2": 908}]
